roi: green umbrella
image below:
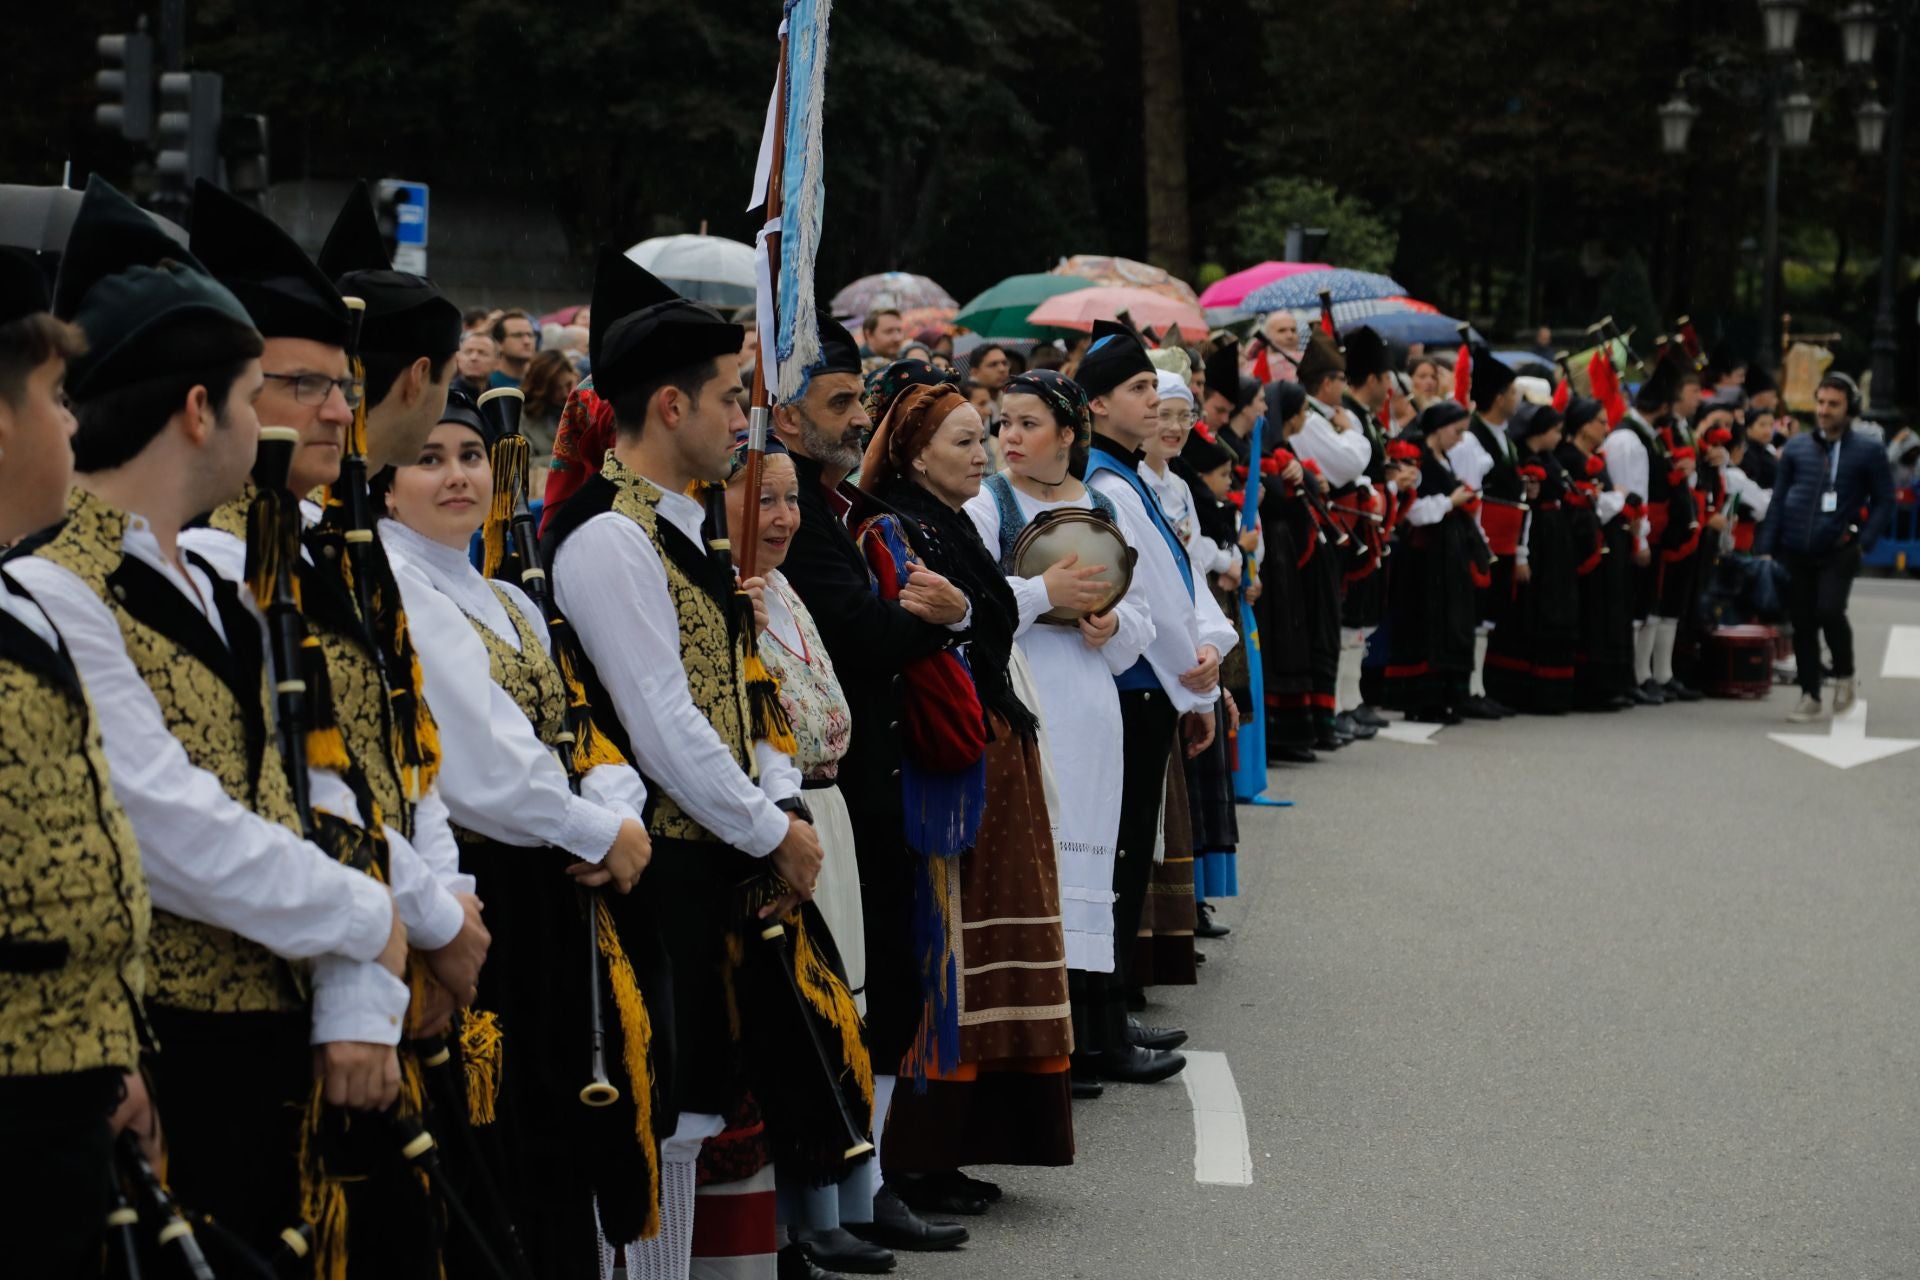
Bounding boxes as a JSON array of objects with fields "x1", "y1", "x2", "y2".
[{"x1": 953, "y1": 272, "x2": 1086, "y2": 339}]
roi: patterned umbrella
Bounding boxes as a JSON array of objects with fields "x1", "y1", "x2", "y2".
[
  {"x1": 1027, "y1": 285, "x2": 1209, "y2": 343},
  {"x1": 1241, "y1": 268, "x2": 1409, "y2": 313},
  {"x1": 829, "y1": 272, "x2": 958, "y2": 322},
  {"x1": 1050, "y1": 255, "x2": 1198, "y2": 306},
  {"x1": 1197, "y1": 261, "x2": 1331, "y2": 310},
  {"x1": 953, "y1": 272, "x2": 1088, "y2": 339}
]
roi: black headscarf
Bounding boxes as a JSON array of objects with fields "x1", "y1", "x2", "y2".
[{"x1": 880, "y1": 475, "x2": 1036, "y2": 740}]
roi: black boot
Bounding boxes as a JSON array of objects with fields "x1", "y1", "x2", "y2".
[
  {"x1": 893, "y1": 1171, "x2": 989, "y2": 1217},
  {"x1": 1195, "y1": 900, "x2": 1231, "y2": 939},
  {"x1": 780, "y1": 1241, "x2": 857, "y2": 1279}
]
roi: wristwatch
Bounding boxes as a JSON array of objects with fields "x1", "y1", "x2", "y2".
[{"x1": 775, "y1": 796, "x2": 814, "y2": 825}]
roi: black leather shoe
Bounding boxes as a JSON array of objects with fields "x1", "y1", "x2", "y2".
[
  {"x1": 1314, "y1": 729, "x2": 1346, "y2": 750},
  {"x1": 940, "y1": 1171, "x2": 1001, "y2": 1203},
  {"x1": 1089, "y1": 1042, "x2": 1187, "y2": 1083},
  {"x1": 792, "y1": 1228, "x2": 896, "y2": 1275},
  {"x1": 1269, "y1": 744, "x2": 1317, "y2": 763},
  {"x1": 1664, "y1": 679, "x2": 1703, "y2": 702},
  {"x1": 1605, "y1": 694, "x2": 1638, "y2": 711},
  {"x1": 1635, "y1": 679, "x2": 1667, "y2": 705},
  {"x1": 893, "y1": 1173, "x2": 988, "y2": 1217},
  {"x1": 1195, "y1": 901, "x2": 1230, "y2": 939},
  {"x1": 781, "y1": 1242, "x2": 853, "y2": 1280},
  {"x1": 847, "y1": 1188, "x2": 968, "y2": 1252},
  {"x1": 1404, "y1": 706, "x2": 1460, "y2": 725},
  {"x1": 1336, "y1": 711, "x2": 1378, "y2": 740},
  {"x1": 1353, "y1": 703, "x2": 1389, "y2": 728},
  {"x1": 1072, "y1": 1075, "x2": 1105, "y2": 1099},
  {"x1": 1126, "y1": 1015, "x2": 1189, "y2": 1050},
  {"x1": 1483, "y1": 697, "x2": 1517, "y2": 717},
  {"x1": 1458, "y1": 697, "x2": 1501, "y2": 721}
]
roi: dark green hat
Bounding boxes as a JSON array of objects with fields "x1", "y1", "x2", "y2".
[
  {"x1": 190, "y1": 180, "x2": 349, "y2": 347},
  {"x1": 318, "y1": 181, "x2": 460, "y2": 361},
  {"x1": 589, "y1": 245, "x2": 677, "y2": 370},
  {"x1": 52, "y1": 176, "x2": 259, "y2": 399}
]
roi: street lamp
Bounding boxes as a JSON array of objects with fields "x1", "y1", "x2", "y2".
[
  {"x1": 1779, "y1": 90, "x2": 1817, "y2": 146},
  {"x1": 1856, "y1": 96, "x2": 1891, "y2": 153},
  {"x1": 1840, "y1": 3, "x2": 1881, "y2": 64},
  {"x1": 1761, "y1": 0, "x2": 1805, "y2": 53},
  {"x1": 1659, "y1": 94, "x2": 1700, "y2": 154}
]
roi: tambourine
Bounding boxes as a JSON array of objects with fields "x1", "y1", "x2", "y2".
[{"x1": 1012, "y1": 507, "x2": 1137, "y2": 625}]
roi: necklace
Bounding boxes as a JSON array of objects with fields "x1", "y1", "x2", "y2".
[{"x1": 1011, "y1": 465, "x2": 1077, "y2": 502}]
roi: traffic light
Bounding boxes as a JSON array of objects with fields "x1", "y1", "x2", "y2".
[
  {"x1": 222, "y1": 113, "x2": 270, "y2": 205},
  {"x1": 155, "y1": 71, "x2": 223, "y2": 189},
  {"x1": 95, "y1": 30, "x2": 154, "y2": 142}
]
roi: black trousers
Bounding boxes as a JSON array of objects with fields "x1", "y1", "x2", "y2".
[
  {"x1": 0, "y1": 1068, "x2": 119, "y2": 1279},
  {"x1": 1784, "y1": 543, "x2": 1863, "y2": 693},
  {"x1": 1111, "y1": 687, "x2": 1178, "y2": 999}
]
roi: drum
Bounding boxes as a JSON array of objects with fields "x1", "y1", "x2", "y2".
[
  {"x1": 1012, "y1": 507, "x2": 1137, "y2": 625},
  {"x1": 1704, "y1": 624, "x2": 1775, "y2": 699}
]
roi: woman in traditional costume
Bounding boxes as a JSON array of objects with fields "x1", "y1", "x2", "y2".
[
  {"x1": 854, "y1": 384, "x2": 1075, "y2": 1198},
  {"x1": 1380, "y1": 403, "x2": 1486, "y2": 723},
  {"x1": 960, "y1": 370, "x2": 1152, "y2": 1091},
  {"x1": 378, "y1": 390, "x2": 661, "y2": 1277}
]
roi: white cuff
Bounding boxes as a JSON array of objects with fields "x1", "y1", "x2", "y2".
[
  {"x1": 336, "y1": 871, "x2": 401, "y2": 964},
  {"x1": 944, "y1": 602, "x2": 974, "y2": 633},
  {"x1": 309, "y1": 954, "x2": 410, "y2": 1046},
  {"x1": 748, "y1": 797, "x2": 790, "y2": 859},
  {"x1": 560, "y1": 794, "x2": 622, "y2": 863}
]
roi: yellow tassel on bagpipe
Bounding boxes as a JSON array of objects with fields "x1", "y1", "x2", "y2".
[
  {"x1": 595, "y1": 896, "x2": 661, "y2": 1239},
  {"x1": 742, "y1": 645, "x2": 799, "y2": 757},
  {"x1": 295, "y1": 1081, "x2": 352, "y2": 1280},
  {"x1": 480, "y1": 434, "x2": 529, "y2": 582},
  {"x1": 458, "y1": 1009, "x2": 505, "y2": 1127},
  {"x1": 786, "y1": 907, "x2": 875, "y2": 1122}
]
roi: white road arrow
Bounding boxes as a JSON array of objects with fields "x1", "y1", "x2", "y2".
[
  {"x1": 1881, "y1": 624, "x2": 1920, "y2": 679},
  {"x1": 1768, "y1": 699, "x2": 1920, "y2": 769}
]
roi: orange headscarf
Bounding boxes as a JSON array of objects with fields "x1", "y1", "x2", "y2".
[{"x1": 858, "y1": 383, "x2": 969, "y2": 495}]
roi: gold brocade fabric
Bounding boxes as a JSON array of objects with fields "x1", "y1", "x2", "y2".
[
  {"x1": 33, "y1": 491, "x2": 300, "y2": 1014},
  {"x1": 0, "y1": 644, "x2": 151, "y2": 1076},
  {"x1": 469, "y1": 585, "x2": 568, "y2": 745},
  {"x1": 307, "y1": 610, "x2": 414, "y2": 841},
  {"x1": 205, "y1": 488, "x2": 250, "y2": 540},
  {"x1": 603, "y1": 455, "x2": 754, "y2": 843}
]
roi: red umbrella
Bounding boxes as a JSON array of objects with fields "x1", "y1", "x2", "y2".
[{"x1": 1027, "y1": 285, "x2": 1209, "y2": 343}]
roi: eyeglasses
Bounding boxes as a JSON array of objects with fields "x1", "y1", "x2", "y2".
[
  {"x1": 502, "y1": 329, "x2": 535, "y2": 342},
  {"x1": 263, "y1": 371, "x2": 363, "y2": 407}
]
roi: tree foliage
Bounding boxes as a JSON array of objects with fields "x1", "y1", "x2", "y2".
[{"x1": 1227, "y1": 177, "x2": 1398, "y2": 276}]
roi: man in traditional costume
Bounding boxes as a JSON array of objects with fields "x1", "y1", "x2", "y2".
[
  {"x1": 13, "y1": 176, "x2": 454, "y2": 1271},
  {"x1": 1603, "y1": 357, "x2": 1693, "y2": 705},
  {"x1": 0, "y1": 243, "x2": 158, "y2": 1279},
  {"x1": 1445, "y1": 342, "x2": 1525, "y2": 720},
  {"x1": 179, "y1": 178, "x2": 493, "y2": 1273},
  {"x1": 1331, "y1": 324, "x2": 1398, "y2": 740},
  {"x1": 1555, "y1": 398, "x2": 1639, "y2": 711},
  {"x1": 1286, "y1": 329, "x2": 1363, "y2": 748},
  {"x1": 542, "y1": 265, "x2": 832, "y2": 1280},
  {"x1": 1081, "y1": 320, "x2": 1236, "y2": 1083}
]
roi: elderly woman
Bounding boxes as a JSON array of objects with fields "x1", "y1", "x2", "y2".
[
  {"x1": 853, "y1": 383, "x2": 1075, "y2": 1207},
  {"x1": 376, "y1": 390, "x2": 658, "y2": 1276},
  {"x1": 961, "y1": 370, "x2": 1152, "y2": 1093},
  {"x1": 721, "y1": 436, "x2": 887, "y2": 1273}
]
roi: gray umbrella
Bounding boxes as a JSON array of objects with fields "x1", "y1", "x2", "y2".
[{"x1": 0, "y1": 184, "x2": 189, "y2": 254}]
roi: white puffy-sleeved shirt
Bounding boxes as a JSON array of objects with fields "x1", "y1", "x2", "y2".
[
  {"x1": 1293, "y1": 399, "x2": 1373, "y2": 490},
  {"x1": 1600, "y1": 414, "x2": 1653, "y2": 544},
  {"x1": 1140, "y1": 462, "x2": 1249, "y2": 579},
  {"x1": 1721, "y1": 463, "x2": 1773, "y2": 523},
  {"x1": 379, "y1": 519, "x2": 647, "y2": 860},
  {"x1": 21, "y1": 512, "x2": 410, "y2": 1046},
  {"x1": 550, "y1": 478, "x2": 801, "y2": 858},
  {"x1": 180, "y1": 516, "x2": 470, "y2": 953},
  {"x1": 1085, "y1": 440, "x2": 1236, "y2": 716}
]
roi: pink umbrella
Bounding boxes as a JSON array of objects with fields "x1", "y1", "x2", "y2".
[
  {"x1": 1027, "y1": 285, "x2": 1209, "y2": 343},
  {"x1": 1197, "y1": 262, "x2": 1332, "y2": 311}
]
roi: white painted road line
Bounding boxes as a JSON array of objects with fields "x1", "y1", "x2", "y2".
[
  {"x1": 1768, "y1": 699, "x2": 1920, "y2": 769},
  {"x1": 1881, "y1": 624, "x2": 1920, "y2": 679},
  {"x1": 1182, "y1": 1050, "x2": 1253, "y2": 1186},
  {"x1": 1376, "y1": 720, "x2": 1443, "y2": 746}
]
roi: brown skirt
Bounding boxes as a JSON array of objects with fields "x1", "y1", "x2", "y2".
[
  {"x1": 1132, "y1": 752, "x2": 1197, "y2": 987},
  {"x1": 883, "y1": 715, "x2": 1075, "y2": 1172}
]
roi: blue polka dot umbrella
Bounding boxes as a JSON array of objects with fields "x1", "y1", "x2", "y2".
[{"x1": 1241, "y1": 268, "x2": 1408, "y2": 313}]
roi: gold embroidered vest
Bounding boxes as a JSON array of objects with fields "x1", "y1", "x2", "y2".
[
  {"x1": 33, "y1": 491, "x2": 302, "y2": 1014},
  {"x1": 605, "y1": 459, "x2": 754, "y2": 844},
  {"x1": 0, "y1": 594, "x2": 151, "y2": 1076},
  {"x1": 470, "y1": 585, "x2": 568, "y2": 746}
]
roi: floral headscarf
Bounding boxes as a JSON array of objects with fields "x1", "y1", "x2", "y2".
[
  {"x1": 1001, "y1": 369, "x2": 1092, "y2": 451},
  {"x1": 860, "y1": 358, "x2": 958, "y2": 439}
]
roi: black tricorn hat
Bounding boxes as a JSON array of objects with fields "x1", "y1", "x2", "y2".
[
  {"x1": 319, "y1": 181, "x2": 460, "y2": 362},
  {"x1": 0, "y1": 248, "x2": 50, "y2": 329},
  {"x1": 52, "y1": 176, "x2": 259, "y2": 399},
  {"x1": 190, "y1": 180, "x2": 348, "y2": 347},
  {"x1": 589, "y1": 246, "x2": 678, "y2": 371},
  {"x1": 1075, "y1": 318, "x2": 1155, "y2": 398},
  {"x1": 1342, "y1": 325, "x2": 1392, "y2": 382}
]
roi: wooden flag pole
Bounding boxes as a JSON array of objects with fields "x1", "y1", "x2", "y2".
[{"x1": 741, "y1": 26, "x2": 790, "y2": 582}]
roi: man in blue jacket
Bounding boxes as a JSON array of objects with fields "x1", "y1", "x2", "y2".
[{"x1": 1755, "y1": 373, "x2": 1895, "y2": 721}]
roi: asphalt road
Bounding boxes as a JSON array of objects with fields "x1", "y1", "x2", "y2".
[{"x1": 892, "y1": 577, "x2": 1920, "y2": 1280}]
